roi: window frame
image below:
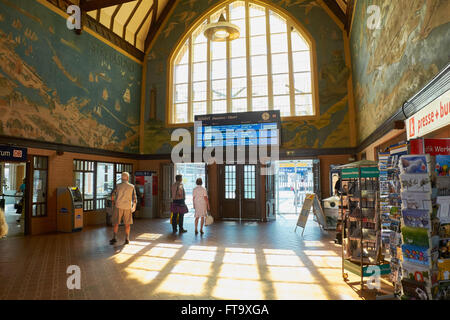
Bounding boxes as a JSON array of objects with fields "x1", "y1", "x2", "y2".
[
  {"x1": 73, "y1": 160, "x2": 134, "y2": 212},
  {"x1": 167, "y1": 0, "x2": 320, "y2": 127}
]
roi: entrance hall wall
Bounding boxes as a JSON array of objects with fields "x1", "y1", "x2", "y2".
[
  {"x1": 0, "y1": 0, "x2": 142, "y2": 154},
  {"x1": 27, "y1": 147, "x2": 138, "y2": 235},
  {"x1": 350, "y1": 0, "x2": 450, "y2": 145},
  {"x1": 142, "y1": 0, "x2": 355, "y2": 154}
]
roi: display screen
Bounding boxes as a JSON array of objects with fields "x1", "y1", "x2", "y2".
[
  {"x1": 70, "y1": 187, "x2": 83, "y2": 202},
  {"x1": 194, "y1": 111, "x2": 280, "y2": 148}
]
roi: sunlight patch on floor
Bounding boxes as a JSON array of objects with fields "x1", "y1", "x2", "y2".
[
  {"x1": 212, "y1": 278, "x2": 264, "y2": 300},
  {"x1": 218, "y1": 263, "x2": 260, "y2": 280},
  {"x1": 267, "y1": 266, "x2": 317, "y2": 283},
  {"x1": 156, "y1": 274, "x2": 209, "y2": 296}
]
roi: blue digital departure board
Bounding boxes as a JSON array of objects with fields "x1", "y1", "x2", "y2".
[{"x1": 194, "y1": 111, "x2": 281, "y2": 148}]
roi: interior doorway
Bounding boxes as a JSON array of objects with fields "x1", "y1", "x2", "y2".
[
  {"x1": 0, "y1": 162, "x2": 26, "y2": 237},
  {"x1": 274, "y1": 160, "x2": 317, "y2": 219},
  {"x1": 174, "y1": 163, "x2": 207, "y2": 217}
]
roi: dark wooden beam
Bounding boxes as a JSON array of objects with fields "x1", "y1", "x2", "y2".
[
  {"x1": 110, "y1": 3, "x2": 122, "y2": 30},
  {"x1": 123, "y1": 0, "x2": 142, "y2": 38},
  {"x1": 80, "y1": 0, "x2": 136, "y2": 12},
  {"x1": 322, "y1": 0, "x2": 346, "y2": 26},
  {"x1": 134, "y1": 2, "x2": 156, "y2": 47},
  {"x1": 144, "y1": 0, "x2": 176, "y2": 53},
  {"x1": 344, "y1": 0, "x2": 355, "y2": 34}
]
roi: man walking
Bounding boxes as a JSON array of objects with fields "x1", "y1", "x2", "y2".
[{"x1": 110, "y1": 172, "x2": 137, "y2": 245}]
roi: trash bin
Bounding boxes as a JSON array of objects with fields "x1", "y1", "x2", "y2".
[
  {"x1": 322, "y1": 195, "x2": 340, "y2": 230},
  {"x1": 106, "y1": 199, "x2": 113, "y2": 226},
  {"x1": 0, "y1": 198, "x2": 5, "y2": 212}
]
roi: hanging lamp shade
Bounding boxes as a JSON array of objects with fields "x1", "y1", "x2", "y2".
[{"x1": 203, "y1": 13, "x2": 240, "y2": 42}]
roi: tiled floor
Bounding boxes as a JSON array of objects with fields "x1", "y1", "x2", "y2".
[{"x1": 0, "y1": 215, "x2": 393, "y2": 300}]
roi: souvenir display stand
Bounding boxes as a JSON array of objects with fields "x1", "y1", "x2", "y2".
[{"x1": 338, "y1": 160, "x2": 390, "y2": 292}]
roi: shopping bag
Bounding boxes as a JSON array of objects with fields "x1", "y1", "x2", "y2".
[
  {"x1": 205, "y1": 212, "x2": 214, "y2": 226},
  {"x1": 169, "y1": 212, "x2": 179, "y2": 224}
]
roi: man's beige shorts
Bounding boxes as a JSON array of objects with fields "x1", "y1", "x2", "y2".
[{"x1": 112, "y1": 208, "x2": 133, "y2": 225}]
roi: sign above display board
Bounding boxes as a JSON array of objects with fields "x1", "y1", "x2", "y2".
[
  {"x1": 406, "y1": 89, "x2": 450, "y2": 140},
  {"x1": 410, "y1": 138, "x2": 450, "y2": 156},
  {"x1": 0, "y1": 145, "x2": 27, "y2": 162}
]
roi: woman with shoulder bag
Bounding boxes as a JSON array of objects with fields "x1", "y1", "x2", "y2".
[{"x1": 171, "y1": 175, "x2": 188, "y2": 233}]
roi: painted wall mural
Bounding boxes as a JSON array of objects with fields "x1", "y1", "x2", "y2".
[
  {"x1": 350, "y1": 0, "x2": 450, "y2": 144},
  {"x1": 143, "y1": 0, "x2": 352, "y2": 154},
  {"x1": 0, "y1": 0, "x2": 142, "y2": 153}
]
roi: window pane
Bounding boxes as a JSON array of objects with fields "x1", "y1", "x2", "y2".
[
  {"x1": 211, "y1": 41, "x2": 226, "y2": 60},
  {"x1": 250, "y1": 35, "x2": 267, "y2": 55},
  {"x1": 273, "y1": 73, "x2": 290, "y2": 95},
  {"x1": 269, "y1": 10, "x2": 286, "y2": 33},
  {"x1": 252, "y1": 96, "x2": 268, "y2": 111},
  {"x1": 225, "y1": 165, "x2": 236, "y2": 199},
  {"x1": 270, "y1": 33, "x2": 287, "y2": 53},
  {"x1": 249, "y1": 4, "x2": 265, "y2": 17},
  {"x1": 175, "y1": 64, "x2": 189, "y2": 84},
  {"x1": 293, "y1": 72, "x2": 312, "y2": 94},
  {"x1": 193, "y1": 101, "x2": 207, "y2": 116},
  {"x1": 193, "y1": 81, "x2": 207, "y2": 101},
  {"x1": 212, "y1": 79, "x2": 227, "y2": 100},
  {"x1": 175, "y1": 103, "x2": 188, "y2": 123},
  {"x1": 175, "y1": 43, "x2": 189, "y2": 64},
  {"x1": 291, "y1": 30, "x2": 309, "y2": 51},
  {"x1": 230, "y1": 1, "x2": 245, "y2": 20},
  {"x1": 231, "y1": 37, "x2": 246, "y2": 57},
  {"x1": 251, "y1": 55, "x2": 267, "y2": 75},
  {"x1": 252, "y1": 75, "x2": 267, "y2": 96},
  {"x1": 212, "y1": 100, "x2": 227, "y2": 114},
  {"x1": 74, "y1": 172, "x2": 83, "y2": 193},
  {"x1": 193, "y1": 43, "x2": 207, "y2": 62},
  {"x1": 232, "y1": 98, "x2": 247, "y2": 113},
  {"x1": 231, "y1": 57, "x2": 246, "y2": 77},
  {"x1": 292, "y1": 51, "x2": 311, "y2": 72},
  {"x1": 231, "y1": 77, "x2": 247, "y2": 98},
  {"x1": 84, "y1": 172, "x2": 94, "y2": 200},
  {"x1": 274, "y1": 95, "x2": 291, "y2": 116},
  {"x1": 193, "y1": 62, "x2": 207, "y2": 81},
  {"x1": 212, "y1": 59, "x2": 227, "y2": 80},
  {"x1": 250, "y1": 16, "x2": 266, "y2": 36},
  {"x1": 295, "y1": 94, "x2": 313, "y2": 116},
  {"x1": 193, "y1": 22, "x2": 208, "y2": 44},
  {"x1": 175, "y1": 84, "x2": 188, "y2": 103},
  {"x1": 96, "y1": 163, "x2": 114, "y2": 199},
  {"x1": 271, "y1": 53, "x2": 289, "y2": 73},
  {"x1": 32, "y1": 170, "x2": 46, "y2": 203}
]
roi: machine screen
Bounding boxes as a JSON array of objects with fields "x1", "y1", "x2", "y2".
[{"x1": 70, "y1": 187, "x2": 83, "y2": 202}]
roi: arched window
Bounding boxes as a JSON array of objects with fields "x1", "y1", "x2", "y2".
[{"x1": 170, "y1": 0, "x2": 316, "y2": 124}]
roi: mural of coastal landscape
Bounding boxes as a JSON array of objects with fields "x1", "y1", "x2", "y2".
[
  {"x1": 143, "y1": 0, "x2": 352, "y2": 154},
  {"x1": 0, "y1": 0, "x2": 142, "y2": 153},
  {"x1": 350, "y1": 0, "x2": 450, "y2": 144}
]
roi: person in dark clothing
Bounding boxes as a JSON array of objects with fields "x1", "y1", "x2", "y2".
[{"x1": 171, "y1": 175, "x2": 188, "y2": 233}]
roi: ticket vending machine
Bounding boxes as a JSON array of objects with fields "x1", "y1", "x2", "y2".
[
  {"x1": 134, "y1": 171, "x2": 158, "y2": 218},
  {"x1": 57, "y1": 187, "x2": 83, "y2": 232}
]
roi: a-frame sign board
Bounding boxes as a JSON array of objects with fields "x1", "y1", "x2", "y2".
[{"x1": 295, "y1": 193, "x2": 326, "y2": 236}]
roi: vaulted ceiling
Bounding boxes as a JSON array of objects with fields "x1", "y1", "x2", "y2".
[{"x1": 48, "y1": 0, "x2": 354, "y2": 61}]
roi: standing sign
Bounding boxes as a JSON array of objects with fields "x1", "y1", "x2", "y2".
[
  {"x1": 295, "y1": 193, "x2": 327, "y2": 235},
  {"x1": 406, "y1": 89, "x2": 450, "y2": 140},
  {"x1": 0, "y1": 145, "x2": 27, "y2": 162}
]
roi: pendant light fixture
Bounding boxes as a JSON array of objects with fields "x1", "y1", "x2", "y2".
[{"x1": 203, "y1": 12, "x2": 240, "y2": 42}]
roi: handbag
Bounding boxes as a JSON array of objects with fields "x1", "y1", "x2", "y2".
[{"x1": 205, "y1": 212, "x2": 214, "y2": 226}]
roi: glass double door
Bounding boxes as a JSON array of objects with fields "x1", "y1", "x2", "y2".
[{"x1": 220, "y1": 164, "x2": 260, "y2": 220}]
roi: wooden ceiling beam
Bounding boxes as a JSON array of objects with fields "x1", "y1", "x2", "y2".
[
  {"x1": 80, "y1": 0, "x2": 136, "y2": 11},
  {"x1": 144, "y1": 0, "x2": 176, "y2": 53},
  {"x1": 322, "y1": 0, "x2": 346, "y2": 26},
  {"x1": 344, "y1": 0, "x2": 355, "y2": 34}
]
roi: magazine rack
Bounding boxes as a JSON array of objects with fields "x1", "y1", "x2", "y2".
[{"x1": 337, "y1": 160, "x2": 390, "y2": 292}]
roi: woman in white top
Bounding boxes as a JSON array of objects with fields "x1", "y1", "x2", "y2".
[{"x1": 193, "y1": 178, "x2": 210, "y2": 235}]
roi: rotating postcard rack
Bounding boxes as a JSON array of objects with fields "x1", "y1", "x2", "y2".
[{"x1": 337, "y1": 160, "x2": 391, "y2": 292}]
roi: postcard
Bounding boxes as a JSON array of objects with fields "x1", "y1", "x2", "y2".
[
  {"x1": 401, "y1": 208, "x2": 431, "y2": 229},
  {"x1": 401, "y1": 191, "x2": 433, "y2": 210},
  {"x1": 400, "y1": 173, "x2": 431, "y2": 192},
  {"x1": 400, "y1": 155, "x2": 431, "y2": 174}
]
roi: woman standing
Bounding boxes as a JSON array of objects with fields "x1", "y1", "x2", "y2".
[
  {"x1": 171, "y1": 175, "x2": 188, "y2": 233},
  {"x1": 193, "y1": 178, "x2": 210, "y2": 235}
]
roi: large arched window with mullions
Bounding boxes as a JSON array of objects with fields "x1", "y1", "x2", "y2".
[{"x1": 169, "y1": 0, "x2": 318, "y2": 124}]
